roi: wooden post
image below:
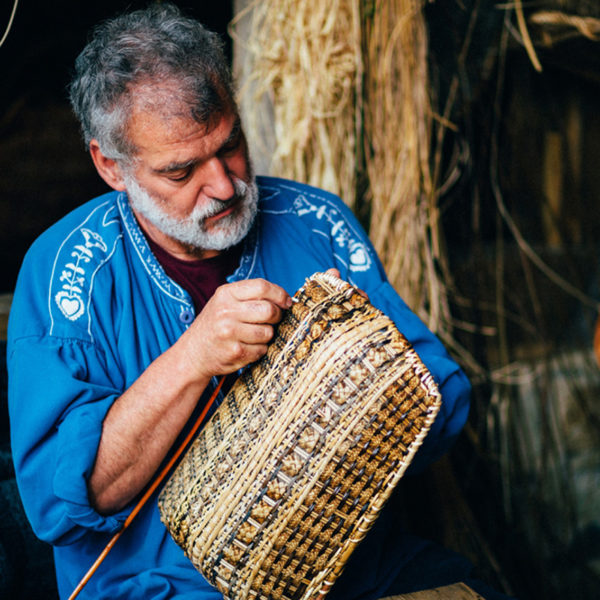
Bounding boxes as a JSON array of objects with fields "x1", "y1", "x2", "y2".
[{"x1": 542, "y1": 130, "x2": 563, "y2": 248}]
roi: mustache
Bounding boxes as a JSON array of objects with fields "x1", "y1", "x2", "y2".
[{"x1": 195, "y1": 177, "x2": 250, "y2": 221}]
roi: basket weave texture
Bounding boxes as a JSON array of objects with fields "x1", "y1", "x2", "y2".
[{"x1": 158, "y1": 272, "x2": 442, "y2": 600}]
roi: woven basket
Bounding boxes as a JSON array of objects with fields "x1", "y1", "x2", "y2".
[{"x1": 158, "y1": 272, "x2": 442, "y2": 600}]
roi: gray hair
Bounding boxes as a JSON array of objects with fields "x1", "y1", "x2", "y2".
[{"x1": 69, "y1": 2, "x2": 235, "y2": 162}]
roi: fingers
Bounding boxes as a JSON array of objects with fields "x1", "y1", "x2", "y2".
[
  {"x1": 224, "y1": 278, "x2": 292, "y2": 310},
  {"x1": 208, "y1": 280, "x2": 289, "y2": 332},
  {"x1": 216, "y1": 319, "x2": 275, "y2": 347},
  {"x1": 242, "y1": 299, "x2": 284, "y2": 325},
  {"x1": 211, "y1": 280, "x2": 288, "y2": 326}
]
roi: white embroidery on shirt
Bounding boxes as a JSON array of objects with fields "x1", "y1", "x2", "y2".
[
  {"x1": 292, "y1": 194, "x2": 372, "y2": 272},
  {"x1": 54, "y1": 228, "x2": 108, "y2": 321},
  {"x1": 117, "y1": 193, "x2": 190, "y2": 304}
]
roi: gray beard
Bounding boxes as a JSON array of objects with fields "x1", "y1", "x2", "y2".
[{"x1": 124, "y1": 172, "x2": 258, "y2": 252}]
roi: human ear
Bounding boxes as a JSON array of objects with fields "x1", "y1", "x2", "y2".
[{"x1": 89, "y1": 139, "x2": 128, "y2": 191}]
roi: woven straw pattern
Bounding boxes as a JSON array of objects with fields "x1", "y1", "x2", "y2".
[{"x1": 159, "y1": 272, "x2": 442, "y2": 600}]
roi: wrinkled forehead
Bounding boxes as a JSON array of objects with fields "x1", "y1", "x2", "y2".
[
  {"x1": 123, "y1": 80, "x2": 237, "y2": 153},
  {"x1": 123, "y1": 104, "x2": 241, "y2": 170}
]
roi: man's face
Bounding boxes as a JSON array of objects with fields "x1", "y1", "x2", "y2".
[{"x1": 121, "y1": 106, "x2": 257, "y2": 259}]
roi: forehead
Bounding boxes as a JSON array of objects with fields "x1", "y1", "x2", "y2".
[{"x1": 126, "y1": 102, "x2": 238, "y2": 166}]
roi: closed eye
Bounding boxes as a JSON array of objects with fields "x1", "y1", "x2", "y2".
[{"x1": 166, "y1": 168, "x2": 193, "y2": 182}]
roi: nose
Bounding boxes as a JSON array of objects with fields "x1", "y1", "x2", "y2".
[{"x1": 203, "y1": 157, "x2": 235, "y2": 202}]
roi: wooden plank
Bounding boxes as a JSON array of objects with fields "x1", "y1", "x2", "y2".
[{"x1": 380, "y1": 582, "x2": 485, "y2": 600}]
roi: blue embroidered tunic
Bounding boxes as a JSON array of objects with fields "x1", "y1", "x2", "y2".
[{"x1": 7, "y1": 177, "x2": 470, "y2": 599}]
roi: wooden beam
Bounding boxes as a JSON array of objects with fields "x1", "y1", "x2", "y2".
[{"x1": 381, "y1": 582, "x2": 484, "y2": 600}]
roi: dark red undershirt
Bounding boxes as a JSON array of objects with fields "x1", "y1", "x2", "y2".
[
  {"x1": 146, "y1": 236, "x2": 243, "y2": 396},
  {"x1": 146, "y1": 237, "x2": 242, "y2": 314}
]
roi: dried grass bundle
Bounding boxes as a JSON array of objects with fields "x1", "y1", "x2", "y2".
[
  {"x1": 362, "y1": 0, "x2": 446, "y2": 329},
  {"x1": 231, "y1": 0, "x2": 362, "y2": 208}
]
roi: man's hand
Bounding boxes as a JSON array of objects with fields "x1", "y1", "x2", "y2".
[{"x1": 180, "y1": 278, "x2": 292, "y2": 380}]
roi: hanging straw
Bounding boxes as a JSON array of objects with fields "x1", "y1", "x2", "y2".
[
  {"x1": 362, "y1": 0, "x2": 447, "y2": 331},
  {"x1": 231, "y1": 0, "x2": 362, "y2": 208}
]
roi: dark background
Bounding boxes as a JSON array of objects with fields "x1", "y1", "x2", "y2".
[{"x1": 0, "y1": 0, "x2": 233, "y2": 294}]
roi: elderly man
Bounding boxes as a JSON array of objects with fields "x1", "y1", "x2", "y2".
[{"x1": 7, "y1": 3, "x2": 476, "y2": 599}]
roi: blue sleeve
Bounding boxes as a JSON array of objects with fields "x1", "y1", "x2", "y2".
[
  {"x1": 8, "y1": 334, "x2": 129, "y2": 545},
  {"x1": 316, "y1": 195, "x2": 471, "y2": 471}
]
